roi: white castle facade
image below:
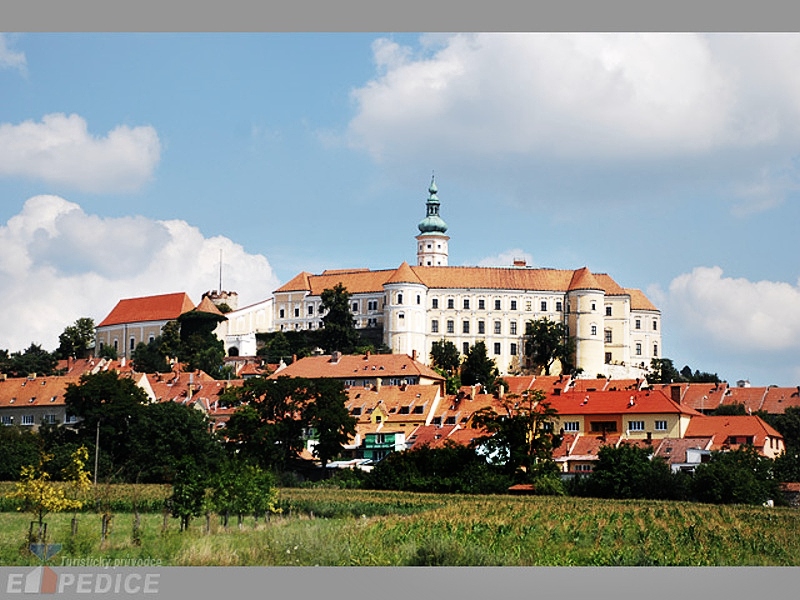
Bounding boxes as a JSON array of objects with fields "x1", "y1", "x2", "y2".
[{"x1": 217, "y1": 178, "x2": 661, "y2": 378}]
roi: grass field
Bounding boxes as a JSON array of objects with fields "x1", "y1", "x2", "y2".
[{"x1": 1, "y1": 486, "x2": 799, "y2": 566}]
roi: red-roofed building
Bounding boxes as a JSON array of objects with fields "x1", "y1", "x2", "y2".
[
  {"x1": 547, "y1": 389, "x2": 701, "y2": 441},
  {"x1": 96, "y1": 292, "x2": 195, "y2": 359},
  {"x1": 268, "y1": 352, "x2": 445, "y2": 391},
  {"x1": 684, "y1": 415, "x2": 785, "y2": 458}
]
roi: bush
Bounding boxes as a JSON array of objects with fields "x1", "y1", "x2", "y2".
[{"x1": 690, "y1": 446, "x2": 780, "y2": 505}]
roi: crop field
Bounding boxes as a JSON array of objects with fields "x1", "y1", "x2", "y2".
[{"x1": 1, "y1": 486, "x2": 799, "y2": 566}]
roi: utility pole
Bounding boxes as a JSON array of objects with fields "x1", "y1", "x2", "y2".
[{"x1": 94, "y1": 419, "x2": 100, "y2": 486}]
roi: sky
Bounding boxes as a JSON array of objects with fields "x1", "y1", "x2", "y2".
[{"x1": 1, "y1": 32, "x2": 800, "y2": 386}]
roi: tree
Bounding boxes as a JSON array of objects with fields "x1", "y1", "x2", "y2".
[
  {"x1": 177, "y1": 311, "x2": 227, "y2": 379},
  {"x1": 430, "y1": 340, "x2": 462, "y2": 394},
  {"x1": 258, "y1": 331, "x2": 293, "y2": 364},
  {"x1": 460, "y1": 342, "x2": 499, "y2": 392},
  {"x1": 691, "y1": 446, "x2": 778, "y2": 505},
  {"x1": 56, "y1": 318, "x2": 96, "y2": 360},
  {"x1": 63, "y1": 371, "x2": 150, "y2": 479},
  {"x1": 7, "y1": 448, "x2": 88, "y2": 541},
  {"x1": 222, "y1": 376, "x2": 310, "y2": 471},
  {"x1": 131, "y1": 338, "x2": 172, "y2": 373},
  {"x1": 304, "y1": 379, "x2": 357, "y2": 468},
  {"x1": 524, "y1": 318, "x2": 575, "y2": 376},
  {"x1": 581, "y1": 443, "x2": 682, "y2": 500},
  {"x1": 169, "y1": 459, "x2": 208, "y2": 532},
  {"x1": 430, "y1": 340, "x2": 461, "y2": 373},
  {"x1": 0, "y1": 426, "x2": 42, "y2": 481},
  {"x1": 319, "y1": 283, "x2": 361, "y2": 354},
  {"x1": 211, "y1": 460, "x2": 280, "y2": 528},
  {"x1": 126, "y1": 402, "x2": 224, "y2": 483},
  {"x1": 470, "y1": 388, "x2": 562, "y2": 481},
  {"x1": 648, "y1": 358, "x2": 684, "y2": 384},
  {"x1": 6, "y1": 344, "x2": 58, "y2": 378}
]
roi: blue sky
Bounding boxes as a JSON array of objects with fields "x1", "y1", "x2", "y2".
[{"x1": 2, "y1": 32, "x2": 800, "y2": 386}]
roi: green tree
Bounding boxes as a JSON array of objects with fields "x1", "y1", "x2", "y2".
[
  {"x1": 258, "y1": 331, "x2": 293, "y2": 364},
  {"x1": 7, "y1": 344, "x2": 58, "y2": 378},
  {"x1": 222, "y1": 376, "x2": 310, "y2": 471},
  {"x1": 524, "y1": 318, "x2": 575, "y2": 376},
  {"x1": 304, "y1": 379, "x2": 357, "y2": 468},
  {"x1": 691, "y1": 446, "x2": 778, "y2": 505},
  {"x1": 470, "y1": 389, "x2": 561, "y2": 481},
  {"x1": 131, "y1": 338, "x2": 172, "y2": 373},
  {"x1": 648, "y1": 358, "x2": 684, "y2": 384},
  {"x1": 582, "y1": 443, "x2": 682, "y2": 500},
  {"x1": 0, "y1": 426, "x2": 41, "y2": 481},
  {"x1": 211, "y1": 460, "x2": 280, "y2": 528},
  {"x1": 430, "y1": 339, "x2": 462, "y2": 394},
  {"x1": 460, "y1": 342, "x2": 499, "y2": 391},
  {"x1": 320, "y1": 283, "x2": 361, "y2": 354},
  {"x1": 63, "y1": 371, "x2": 150, "y2": 479},
  {"x1": 126, "y1": 402, "x2": 223, "y2": 483},
  {"x1": 169, "y1": 460, "x2": 208, "y2": 531},
  {"x1": 56, "y1": 318, "x2": 96, "y2": 360}
]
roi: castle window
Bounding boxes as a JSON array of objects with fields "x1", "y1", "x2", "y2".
[
  {"x1": 510, "y1": 343, "x2": 517, "y2": 355},
  {"x1": 510, "y1": 321, "x2": 517, "y2": 335},
  {"x1": 417, "y1": 295, "x2": 421, "y2": 305},
  {"x1": 294, "y1": 308, "x2": 300, "y2": 317},
  {"x1": 309, "y1": 305, "x2": 315, "y2": 315},
  {"x1": 478, "y1": 321, "x2": 485, "y2": 334},
  {"x1": 494, "y1": 321, "x2": 501, "y2": 335},
  {"x1": 556, "y1": 301, "x2": 563, "y2": 312},
  {"x1": 478, "y1": 299, "x2": 485, "y2": 310},
  {"x1": 462, "y1": 343, "x2": 469, "y2": 355},
  {"x1": 653, "y1": 319, "x2": 658, "y2": 331},
  {"x1": 604, "y1": 329, "x2": 612, "y2": 344},
  {"x1": 463, "y1": 298, "x2": 470, "y2": 309},
  {"x1": 447, "y1": 320, "x2": 454, "y2": 334},
  {"x1": 352, "y1": 302, "x2": 358, "y2": 312},
  {"x1": 591, "y1": 302, "x2": 597, "y2": 311},
  {"x1": 462, "y1": 321, "x2": 470, "y2": 334},
  {"x1": 279, "y1": 309, "x2": 285, "y2": 319},
  {"x1": 495, "y1": 299, "x2": 501, "y2": 310},
  {"x1": 493, "y1": 343, "x2": 501, "y2": 355},
  {"x1": 541, "y1": 301, "x2": 547, "y2": 311},
  {"x1": 635, "y1": 318, "x2": 641, "y2": 330},
  {"x1": 447, "y1": 298, "x2": 455, "y2": 309},
  {"x1": 510, "y1": 300, "x2": 517, "y2": 311},
  {"x1": 653, "y1": 343, "x2": 658, "y2": 357},
  {"x1": 635, "y1": 342, "x2": 642, "y2": 356},
  {"x1": 605, "y1": 352, "x2": 612, "y2": 364},
  {"x1": 397, "y1": 293, "x2": 403, "y2": 305},
  {"x1": 591, "y1": 325, "x2": 597, "y2": 336},
  {"x1": 431, "y1": 320, "x2": 439, "y2": 334},
  {"x1": 432, "y1": 298, "x2": 439, "y2": 309},
  {"x1": 130, "y1": 337, "x2": 135, "y2": 351},
  {"x1": 605, "y1": 306, "x2": 612, "y2": 316}
]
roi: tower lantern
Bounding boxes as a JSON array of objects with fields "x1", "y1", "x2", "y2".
[{"x1": 415, "y1": 174, "x2": 450, "y2": 266}]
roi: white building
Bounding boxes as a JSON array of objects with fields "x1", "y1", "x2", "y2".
[{"x1": 270, "y1": 177, "x2": 661, "y2": 378}]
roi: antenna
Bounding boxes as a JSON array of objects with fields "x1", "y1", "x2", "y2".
[{"x1": 218, "y1": 249, "x2": 223, "y2": 291}]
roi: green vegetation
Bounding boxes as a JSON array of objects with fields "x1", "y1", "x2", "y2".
[{"x1": 0, "y1": 487, "x2": 798, "y2": 566}]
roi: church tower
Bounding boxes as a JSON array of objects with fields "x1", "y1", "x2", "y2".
[{"x1": 415, "y1": 175, "x2": 449, "y2": 266}]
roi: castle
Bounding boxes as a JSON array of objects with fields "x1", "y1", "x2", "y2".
[{"x1": 220, "y1": 177, "x2": 662, "y2": 378}]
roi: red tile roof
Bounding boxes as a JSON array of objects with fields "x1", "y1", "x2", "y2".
[
  {"x1": 273, "y1": 265, "x2": 657, "y2": 310},
  {"x1": 97, "y1": 292, "x2": 195, "y2": 327},
  {"x1": 721, "y1": 386, "x2": 768, "y2": 413},
  {"x1": 548, "y1": 389, "x2": 702, "y2": 417},
  {"x1": 0, "y1": 374, "x2": 82, "y2": 407},
  {"x1": 684, "y1": 415, "x2": 783, "y2": 448},
  {"x1": 761, "y1": 387, "x2": 800, "y2": 414},
  {"x1": 268, "y1": 353, "x2": 445, "y2": 383}
]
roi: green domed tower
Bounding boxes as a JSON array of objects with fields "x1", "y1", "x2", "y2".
[{"x1": 415, "y1": 175, "x2": 450, "y2": 266}]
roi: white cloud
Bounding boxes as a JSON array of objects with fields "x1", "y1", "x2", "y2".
[
  {"x1": 0, "y1": 196, "x2": 280, "y2": 352},
  {"x1": 348, "y1": 33, "x2": 800, "y2": 213},
  {"x1": 0, "y1": 34, "x2": 26, "y2": 72},
  {"x1": 665, "y1": 266, "x2": 800, "y2": 352},
  {"x1": 475, "y1": 249, "x2": 535, "y2": 268},
  {"x1": 0, "y1": 113, "x2": 161, "y2": 193}
]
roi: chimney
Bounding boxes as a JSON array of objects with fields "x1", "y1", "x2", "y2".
[
  {"x1": 331, "y1": 351, "x2": 342, "y2": 364},
  {"x1": 412, "y1": 349, "x2": 418, "y2": 361},
  {"x1": 471, "y1": 384, "x2": 478, "y2": 398},
  {"x1": 375, "y1": 377, "x2": 381, "y2": 392},
  {"x1": 292, "y1": 354, "x2": 297, "y2": 364},
  {"x1": 513, "y1": 258, "x2": 527, "y2": 267},
  {"x1": 498, "y1": 384, "x2": 505, "y2": 399},
  {"x1": 365, "y1": 350, "x2": 371, "y2": 360}
]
